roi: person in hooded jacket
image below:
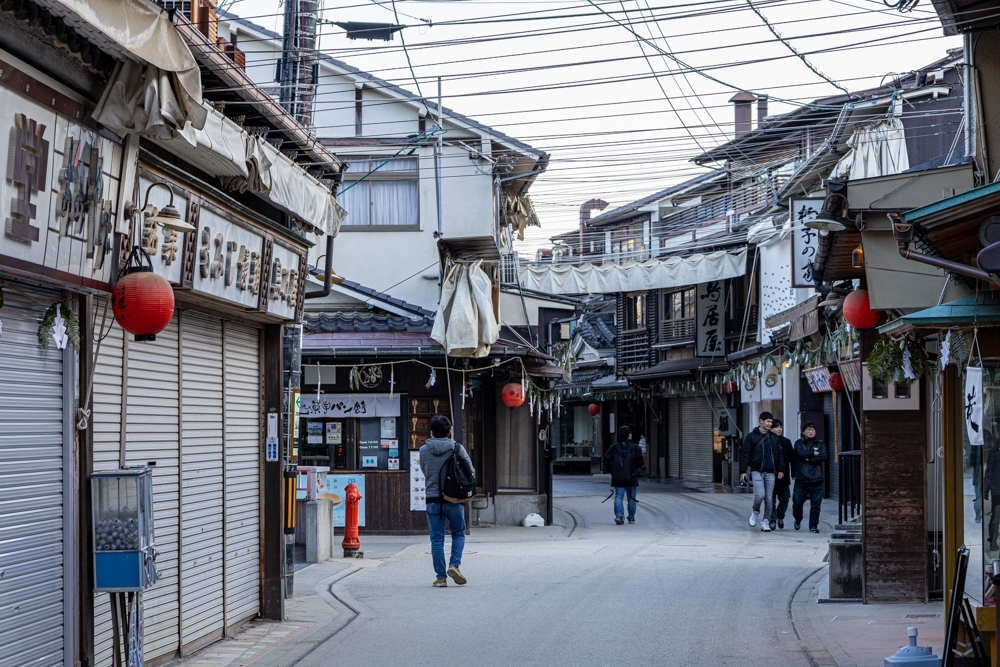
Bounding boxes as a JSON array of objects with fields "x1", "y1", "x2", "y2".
[
  {"x1": 602, "y1": 426, "x2": 645, "y2": 525},
  {"x1": 739, "y1": 411, "x2": 785, "y2": 532},
  {"x1": 792, "y1": 421, "x2": 827, "y2": 533},
  {"x1": 419, "y1": 414, "x2": 474, "y2": 587}
]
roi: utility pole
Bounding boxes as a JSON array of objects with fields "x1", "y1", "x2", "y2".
[
  {"x1": 434, "y1": 77, "x2": 444, "y2": 238},
  {"x1": 280, "y1": 0, "x2": 321, "y2": 128}
]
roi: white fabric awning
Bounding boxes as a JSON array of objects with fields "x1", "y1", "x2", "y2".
[
  {"x1": 263, "y1": 141, "x2": 344, "y2": 237},
  {"x1": 432, "y1": 260, "x2": 500, "y2": 357},
  {"x1": 155, "y1": 103, "x2": 248, "y2": 177},
  {"x1": 518, "y1": 248, "x2": 747, "y2": 295}
]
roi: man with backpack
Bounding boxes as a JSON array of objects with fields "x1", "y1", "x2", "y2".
[
  {"x1": 419, "y1": 415, "x2": 475, "y2": 587},
  {"x1": 739, "y1": 411, "x2": 785, "y2": 532},
  {"x1": 602, "y1": 426, "x2": 645, "y2": 525}
]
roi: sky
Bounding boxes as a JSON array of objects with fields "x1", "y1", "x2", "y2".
[{"x1": 225, "y1": 0, "x2": 961, "y2": 257}]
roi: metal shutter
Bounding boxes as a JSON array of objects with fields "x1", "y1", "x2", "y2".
[
  {"x1": 0, "y1": 285, "x2": 68, "y2": 667},
  {"x1": 667, "y1": 399, "x2": 679, "y2": 478},
  {"x1": 124, "y1": 316, "x2": 181, "y2": 660},
  {"x1": 223, "y1": 322, "x2": 261, "y2": 626},
  {"x1": 680, "y1": 396, "x2": 717, "y2": 483},
  {"x1": 180, "y1": 313, "x2": 225, "y2": 645},
  {"x1": 91, "y1": 305, "x2": 125, "y2": 667}
]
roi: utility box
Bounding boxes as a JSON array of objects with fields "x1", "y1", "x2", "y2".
[{"x1": 92, "y1": 469, "x2": 158, "y2": 592}]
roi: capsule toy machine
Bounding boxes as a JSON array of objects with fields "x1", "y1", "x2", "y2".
[{"x1": 92, "y1": 468, "x2": 158, "y2": 592}]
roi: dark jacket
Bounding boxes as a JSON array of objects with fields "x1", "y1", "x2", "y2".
[
  {"x1": 774, "y1": 435, "x2": 795, "y2": 487},
  {"x1": 740, "y1": 427, "x2": 785, "y2": 475},
  {"x1": 603, "y1": 440, "x2": 645, "y2": 487},
  {"x1": 794, "y1": 437, "x2": 827, "y2": 484},
  {"x1": 419, "y1": 437, "x2": 474, "y2": 503},
  {"x1": 985, "y1": 433, "x2": 1000, "y2": 498}
]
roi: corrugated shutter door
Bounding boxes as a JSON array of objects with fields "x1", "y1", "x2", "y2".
[
  {"x1": 224, "y1": 322, "x2": 261, "y2": 626},
  {"x1": 680, "y1": 396, "x2": 716, "y2": 483},
  {"x1": 124, "y1": 317, "x2": 181, "y2": 660},
  {"x1": 667, "y1": 399, "x2": 679, "y2": 478},
  {"x1": 180, "y1": 313, "x2": 225, "y2": 645},
  {"x1": 92, "y1": 305, "x2": 125, "y2": 666},
  {"x1": 0, "y1": 286, "x2": 66, "y2": 667}
]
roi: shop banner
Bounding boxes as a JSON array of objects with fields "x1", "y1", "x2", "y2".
[
  {"x1": 300, "y1": 393, "x2": 401, "y2": 418},
  {"x1": 696, "y1": 280, "x2": 724, "y2": 358},
  {"x1": 966, "y1": 367, "x2": 984, "y2": 447}
]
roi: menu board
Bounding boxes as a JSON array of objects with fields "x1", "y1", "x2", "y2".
[
  {"x1": 410, "y1": 451, "x2": 426, "y2": 511},
  {"x1": 359, "y1": 418, "x2": 405, "y2": 470}
]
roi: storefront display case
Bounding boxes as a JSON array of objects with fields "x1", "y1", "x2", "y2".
[{"x1": 92, "y1": 469, "x2": 157, "y2": 592}]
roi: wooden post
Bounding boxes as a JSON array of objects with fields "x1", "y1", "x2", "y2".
[
  {"x1": 79, "y1": 294, "x2": 95, "y2": 667},
  {"x1": 943, "y1": 364, "x2": 964, "y2": 624},
  {"x1": 262, "y1": 325, "x2": 284, "y2": 620}
]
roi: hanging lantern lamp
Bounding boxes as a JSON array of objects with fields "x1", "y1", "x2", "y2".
[
  {"x1": 723, "y1": 379, "x2": 739, "y2": 393},
  {"x1": 112, "y1": 246, "x2": 175, "y2": 341},
  {"x1": 842, "y1": 289, "x2": 880, "y2": 330},
  {"x1": 501, "y1": 382, "x2": 525, "y2": 408},
  {"x1": 828, "y1": 372, "x2": 845, "y2": 392},
  {"x1": 588, "y1": 403, "x2": 600, "y2": 416}
]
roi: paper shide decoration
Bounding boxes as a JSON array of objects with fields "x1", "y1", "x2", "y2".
[{"x1": 38, "y1": 303, "x2": 80, "y2": 351}]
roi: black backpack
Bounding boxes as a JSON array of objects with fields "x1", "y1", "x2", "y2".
[
  {"x1": 609, "y1": 443, "x2": 635, "y2": 485},
  {"x1": 440, "y1": 444, "x2": 476, "y2": 503}
]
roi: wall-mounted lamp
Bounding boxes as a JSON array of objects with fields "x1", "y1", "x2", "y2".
[
  {"x1": 125, "y1": 182, "x2": 196, "y2": 233},
  {"x1": 852, "y1": 241, "x2": 864, "y2": 269}
]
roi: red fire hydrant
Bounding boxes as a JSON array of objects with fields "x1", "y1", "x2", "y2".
[{"x1": 342, "y1": 482, "x2": 363, "y2": 558}]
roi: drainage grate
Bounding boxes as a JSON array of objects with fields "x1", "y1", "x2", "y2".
[{"x1": 904, "y1": 614, "x2": 941, "y2": 619}]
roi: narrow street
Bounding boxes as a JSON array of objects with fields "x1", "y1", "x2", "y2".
[{"x1": 168, "y1": 477, "x2": 942, "y2": 667}]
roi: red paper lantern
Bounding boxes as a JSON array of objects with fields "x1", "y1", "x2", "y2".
[
  {"x1": 501, "y1": 382, "x2": 525, "y2": 408},
  {"x1": 842, "y1": 289, "x2": 880, "y2": 330},
  {"x1": 113, "y1": 269, "x2": 175, "y2": 341},
  {"x1": 723, "y1": 380, "x2": 739, "y2": 393},
  {"x1": 588, "y1": 403, "x2": 600, "y2": 416},
  {"x1": 828, "y1": 371, "x2": 845, "y2": 392}
]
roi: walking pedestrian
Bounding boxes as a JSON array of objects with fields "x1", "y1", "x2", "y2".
[
  {"x1": 769, "y1": 419, "x2": 795, "y2": 530},
  {"x1": 419, "y1": 415, "x2": 473, "y2": 587},
  {"x1": 984, "y1": 428, "x2": 1000, "y2": 550},
  {"x1": 603, "y1": 426, "x2": 645, "y2": 525},
  {"x1": 739, "y1": 411, "x2": 785, "y2": 532},
  {"x1": 792, "y1": 421, "x2": 826, "y2": 533}
]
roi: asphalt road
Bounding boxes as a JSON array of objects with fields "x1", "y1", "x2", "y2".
[{"x1": 278, "y1": 475, "x2": 839, "y2": 667}]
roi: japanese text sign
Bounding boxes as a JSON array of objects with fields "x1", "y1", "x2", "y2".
[{"x1": 790, "y1": 198, "x2": 825, "y2": 288}]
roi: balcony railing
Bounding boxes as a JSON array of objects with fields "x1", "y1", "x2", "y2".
[
  {"x1": 618, "y1": 329, "x2": 649, "y2": 374},
  {"x1": 658, "y1": 318, "x2": 695, "y2": 345}
]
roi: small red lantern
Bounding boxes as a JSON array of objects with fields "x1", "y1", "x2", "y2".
[
  {"x1": 588, "y1": 403, "x2": 600, "y2": 416},
  {"x1": 842, "y1": 289, "x2": 880, "y2": 330},
  {"x1": 723, "y1": 380, "x2": 739, "y2": 393},
  {"x1": 502, "y1": 382, "x2": 525, "y2": 408},
  {"x1": 828, "y1": 371, "x2": 845, "y2": 392},
  {"x1": 113, "y1": 248, "x2": 175, "y2": 341}
]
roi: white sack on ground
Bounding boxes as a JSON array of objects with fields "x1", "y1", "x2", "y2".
[
  {"x1": 432, "y1": 260, "x2": 500, "y2": 357},
  {"x1": 518, "y1": 248, "x2": 747, "y2": 295}
]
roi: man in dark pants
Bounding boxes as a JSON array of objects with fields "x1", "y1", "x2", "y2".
[
  {"x1": 792, "y1": 421, "x2": 827, "y2": 533},
  {"x1": 769, "y1": 419, "x2": 795, "y2": 529},
  {"x1": 602, "y1": 426, "x2": 645, "y2": 525}
]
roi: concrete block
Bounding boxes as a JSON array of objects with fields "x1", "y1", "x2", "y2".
[
  {"x1": 305, "y1": 499, "x2": 332, "y2": 563},
  {"x1": 491, "y1": 494, "x2": 547, "y2": 526},
  {"x1": 829, "y1": 538, "x2": 863, "y2": 599}
]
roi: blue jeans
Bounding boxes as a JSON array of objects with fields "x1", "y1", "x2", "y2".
[
  {"x1": 614, "y1": 486, "x2": 637, "y2": 520},
  {"x1": 426, "y1": 503, "x2": 466, "y2": 579}
]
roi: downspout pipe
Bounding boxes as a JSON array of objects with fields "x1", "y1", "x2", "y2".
[
  {"x1": 305, "y1": 235, "x2": 336, "y2": 299},
  {"x1": 889, "y1": 213, "x2": 991, "y2": 282}
]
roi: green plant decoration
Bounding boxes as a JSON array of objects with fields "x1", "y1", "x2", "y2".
[
  {"x1": 37, "y1": 303, "x2": 81, "y2": 351},
  {"x1": 867, "y1": 335, "x2": 929, "y2": 383},
  {"x1": 349, "y1": 365, "x2": 362, "y2": 391}
]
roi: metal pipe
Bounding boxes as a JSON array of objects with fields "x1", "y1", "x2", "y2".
[
  {"x1": 889, "y1": 214, "x2": 992, "y2": 282},
  {"x1": 305, "y1": 235, "x2": 335, "y2": 299},
  {"x1": 434, "y1": 77, "x2": 443, "y2": 238}
]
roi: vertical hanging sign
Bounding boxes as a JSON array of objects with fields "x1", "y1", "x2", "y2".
[
  {"x1": 966, "y1": 366, "x2": 984, "y2": 446},
  {"x1": 696, "y1": 280, "x2": 724, "y2": 357},
  {"x1": 790, "y1": 198, "x2": 825, "y2": 288}
]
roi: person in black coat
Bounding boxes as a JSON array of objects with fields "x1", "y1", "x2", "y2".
[
  {"x1": 603, "y1": 426, "x2": 645, "y2": 525},
  {"x1": 768, "y1": 419, "x2": 795, "y2": 529},
  {"x1": 792, "y1": 421, "x2": 827, "y2": 533}
]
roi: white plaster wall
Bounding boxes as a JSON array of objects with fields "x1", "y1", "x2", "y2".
[
  {"x1": 233, "y1": 31, "x2": 281, "y2": 98},
  {"x1": 312, "y1": 71, "x2": 357, "y2": 138},
  {"x1": 499, "y1": 292, "x2": 573, "y2": 327},
  {"x1": 363, "y1": 88, "x2": 418, "y2": 137}
]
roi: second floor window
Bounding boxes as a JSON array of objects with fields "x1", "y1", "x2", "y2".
[
  {"x1": 339, "y1": 156, "x2": 419, "y2": 228},
  {"x1": 664, "y1": 288, "x2": 694, "y2": 321},
  {"x1": 624, "y1": 293, "x2": 646, "y2": 330}
]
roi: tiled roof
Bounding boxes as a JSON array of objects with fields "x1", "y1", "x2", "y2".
[
  {"x1": 304, "y1": 311, "x2": 434, "y2": 334},
  {"x1": 577, "y1": 313, "x2": 615, "y2": 349}
]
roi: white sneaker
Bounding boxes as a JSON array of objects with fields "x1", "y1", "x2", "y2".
[
  {"x1": 749, "y1": 511, "x2": 758, "y2": 527},
  {"x1": 761, "y1": 519, "x2": 771, "y2": 532}
]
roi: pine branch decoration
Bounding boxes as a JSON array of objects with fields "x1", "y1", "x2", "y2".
[
  {"x1": 59, "y1": 303, "x2": 80, "y2": 350},
  {"x1": 37, "y1": 304, "x2": 57, "y2": 349}
]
